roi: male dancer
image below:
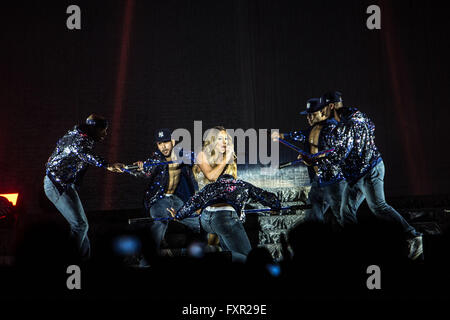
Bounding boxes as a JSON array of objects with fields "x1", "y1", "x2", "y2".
[
  {"x1": 168, "y1": 174, "x2": 281, "y2": 220},
  {"x1": 272, "y1": 98, "x2": 347, "y2": 227},
  {"x1": 322, "y1": 91, "x2": 423, "y2": 260},
  {"x1": 120, "y1": 128, "x2": 201, "y2": 253},
  {"x1": 44, "y1": 114, "x2": 123, "y2": 260}
]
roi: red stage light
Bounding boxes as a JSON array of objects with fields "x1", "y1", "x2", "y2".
[{"x1": 0, "y1": 193, "x2": 19, "y2": 206}]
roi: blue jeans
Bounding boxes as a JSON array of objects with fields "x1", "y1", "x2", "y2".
[
  {"x1": 200, "y1": 209, "x2": 251, "y2": 263},
  {"x1": 342, "y1": 161, "x2": 420, "y2": 238},
  {"x1": 307, "y1": 178, "x2": 349, "y2": 227},
  {"x1": 43, "y1": 176, "x2": 90, "y2": 260},
  {"x1": 149, "y1": 195, "x2": 201, "y2": 250}
]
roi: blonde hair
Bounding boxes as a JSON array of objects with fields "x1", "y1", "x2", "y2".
[{"x1": 193, "y1": 126, "x2": 237, "y2": 187}]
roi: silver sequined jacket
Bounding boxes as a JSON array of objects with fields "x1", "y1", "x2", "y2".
[
  {"x1": 329, "y1": 107, "x2": 382, "y2": 184},
  {"x1": 45, "y1": 126, "x2": 106, "y2": 193},
  {"x1": 283, "y1": 118, "x2": 345, "y2": 186},
  {"x1": 174, "y1": 174, "x2": 281, "y2": 220}
]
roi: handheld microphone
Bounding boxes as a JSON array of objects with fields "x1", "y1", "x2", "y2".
[
  {"x1": 279, "y1": 161, "x2": 294, "y2": 169},
  {"x1": 124, "y1": 165, "x2": 140, "y2": 170}
]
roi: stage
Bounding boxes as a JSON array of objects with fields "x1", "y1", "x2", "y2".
[{"x1": 1, "y1": 0, "x2": 450, "y2": 311}]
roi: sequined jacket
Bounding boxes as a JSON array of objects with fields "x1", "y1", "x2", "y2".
[
  {"x1": 174, "y1": 174, "x2": 281, "y2": 220},
  {"x1": 126, "y1": 149, "x2": 198, "y2": 212},
  {"x1": 45, "y1": 126, "x2": 107, "y2": 194},
  {"x1": 329, "y1": 107, "x2": 382, "y2": 184},
  {"x1": 283, "y1": 118, "x2": 345, "y2": 186}
]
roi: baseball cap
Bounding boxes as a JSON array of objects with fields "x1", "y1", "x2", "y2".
[
  {"x1": 300, "y1": 98, "x2": 326, "y2": 115},
  {"x1": 155, "y1": 128, "x2": 172, "y2": 142},
  {"x1": 321, "y1": 91, "x2": 343, "y2": 105}
]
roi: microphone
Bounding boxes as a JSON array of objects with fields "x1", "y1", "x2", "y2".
[
  {"x1": 279, "y1": 161, "x2": 293, "y2": 169},
  {"x1": 123, "y1": 160, "x2": 177, "y2": 171},
  {"x1": 124, "y1": 165, "x2": 140, "y2": 170},
  {"x1": 279, "y1": 159, "x2": 304, "y2": 169}
]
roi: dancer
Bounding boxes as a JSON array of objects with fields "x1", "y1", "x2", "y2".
[
  {"x1": 44, "y1": 114, "x2": 123, "y2": 260},
  {"x1": 120, "y1": 128, "x2": 201, "y2": 253},
  {"x1": 167, "y1": 174, "x2": 281, "y2": 221},
  {"x1": 190, "y1": 126, "x2": 252, "y2": 262},
  {"x1": 272, "y1": 98, "x2": 347, "y2": 227},
  {"x1": 322, "y1": 91, "x2": 423, "y2": 260}
]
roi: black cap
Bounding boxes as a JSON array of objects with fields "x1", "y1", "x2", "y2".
[
  {"x1": 155, "y1": 128, "x2": 172, "y2": 142},
  {"x1": 300, "y1": 98, "x2": 325, "y2": 115},
  {"x1": 86, "y1": 116, "x2": 108, "y2": 129},
  {"x1": 321, "y1": 91, "x2": 343, "y2": 105}
]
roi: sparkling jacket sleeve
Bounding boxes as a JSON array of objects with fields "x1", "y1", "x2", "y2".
[
  {"x1": 247, "y1": 182, "x2": 282, "y2": 210},
  {"x1": 174, "y1": 175, "x2": 281, "y2": 220},
  {"x1": 125, "y1": 157, "x2": 160, "y2": 178},
  {"x1": 174, "y1": 188, "x2": 209, "y2": 220},
  {"x1": 75, "y1": 136, "x2": 107, "y2": 168},
  {"x1": 322, "y1": 122, "x2": 354, "y2": 165},
  {"x1": 283, "y1": 129, "x2": 308, "y2": 143}
]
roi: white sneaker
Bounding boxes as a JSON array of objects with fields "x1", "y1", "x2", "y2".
[{"x1": 407, "y1": 236, "x2": 424, "y2": 260}]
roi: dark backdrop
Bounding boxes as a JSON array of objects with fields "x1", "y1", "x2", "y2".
[{"x1": 1, "y1": 0, "x2": 449, "y2": 216}]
